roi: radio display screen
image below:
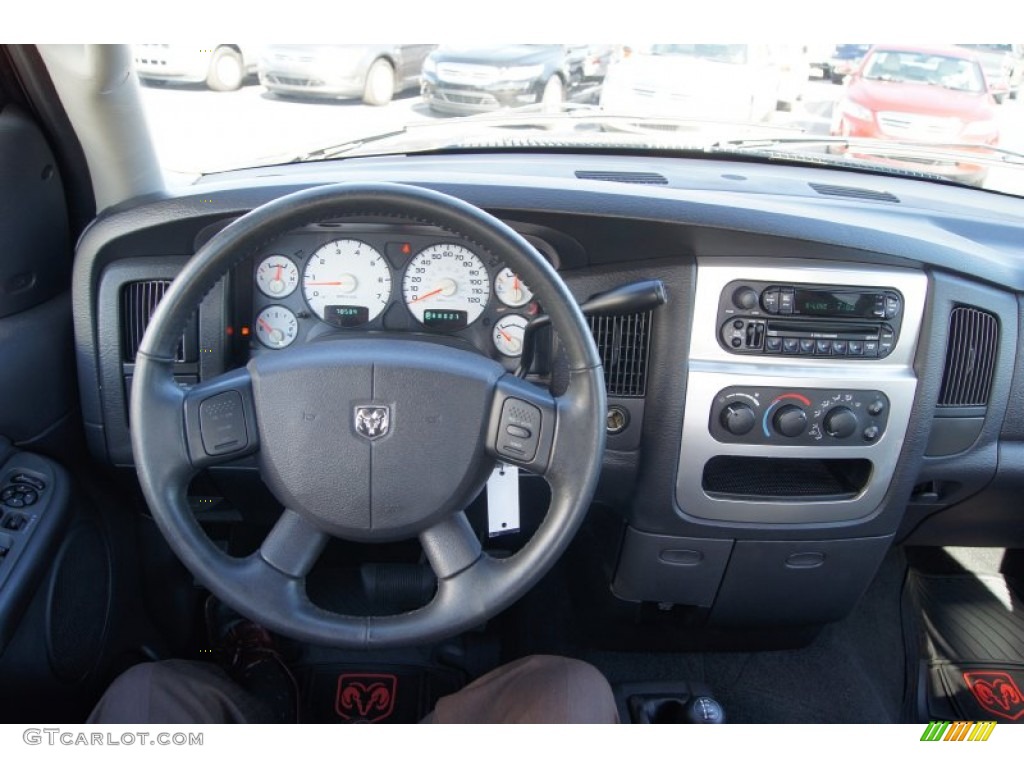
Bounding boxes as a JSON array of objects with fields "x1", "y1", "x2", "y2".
[{"x1": 795, "y1": 289, "x2": 878, "y2": 318}]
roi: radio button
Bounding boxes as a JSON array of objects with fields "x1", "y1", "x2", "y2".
[
  {"x1": 863, "y1": 341, "x2": 879, "y2": 357},
  {"x1": 762, "y1": 289, "x2": 780, "y2": 314},
  {"x1": 783, "y1": 337, "x2": 800, "y2": 354},
  {"x1": 732, "y1": 286, "x2": 760, "y2": 310},
  {"x1": 815, "y1": 340, "x2": 832, "y2": 355},
  {"x1": 832, "y1": 340, "x2": 848, "y2": 355},
  {"x1": 765, "y1": 337, "x2": 782, "y2": 353},
  {"x1": 847, "y1": 340, "x2": 863, "y2": 355},
  {"x1": 884, "y1": 294, "x2": 901, "y2": 319},
  {"x1": 799, "y1": 338, "x2": 815, "y2": 354},
  {"x1": 779, "y1": 290, "x2": 795, "y2": 314}
]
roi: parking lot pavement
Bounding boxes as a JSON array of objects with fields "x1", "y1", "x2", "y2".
[{"x1": 141, "y1": 77, "x2": 1024, "y2": 195}]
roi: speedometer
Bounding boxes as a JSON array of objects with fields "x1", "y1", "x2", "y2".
[
  {"x1": 302, "y1": 239, "x2": 391, "y2": 327},
  {"x1": 402, "y1": 244, "x2": 491, "y2": 330}
]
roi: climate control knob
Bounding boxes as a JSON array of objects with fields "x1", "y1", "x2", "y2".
[
  {"x1": 823, "y1": 406, "x2": 859, "y2": 439},
  {"x1": 772, "y1": 405, "x2": 807, "y2": 438},
  {"x1": 720, "y1": 402, "x2": 756, "y2": 435}
]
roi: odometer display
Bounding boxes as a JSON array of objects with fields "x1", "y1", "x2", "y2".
[
  {"x1": 402, "y1": 243, "x2": 490, "y2": 326},
  {"x1": 423, "y1": 309, "x2": 468, "y2": 331},
  {"x1": 302, "y1": 239, "x2": 391, "y2": 324}
]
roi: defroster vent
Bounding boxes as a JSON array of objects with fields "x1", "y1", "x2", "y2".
[
  {"x1": 589, "y1": 312, "x2": 652, "y2": 397},
  {"x1": 120, "y1": 280, "x2": 187, "y2": 363},
  {"x1": 938, "y1": 306, "x2": 998, "y2": 407}
]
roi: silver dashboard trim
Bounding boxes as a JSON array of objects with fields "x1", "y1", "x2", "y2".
[{"x1": 676, "y1": 258, "x2": 928, "y2": 524}]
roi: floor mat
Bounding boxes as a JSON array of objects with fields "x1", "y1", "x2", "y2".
[
  {"x1": 295, "y1": 663, "x2": 465, "y2": 723},
  {"x1": 908, "y1": 564, "x2": 1024, "y2": 723}
]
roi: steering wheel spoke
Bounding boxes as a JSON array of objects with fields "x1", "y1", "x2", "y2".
[
  {"x1": 182, "y1": 368, "x2": 260, "y2": 469},
  {"x1": 259, "y1": 509, "x2": 329, "y2": 578},
  {"x1": 419, "y1": 511, "x2": 483, "y2": 579}
]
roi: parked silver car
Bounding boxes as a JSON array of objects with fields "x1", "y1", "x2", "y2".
[{"x1": 258, "y1": 45, "x2": 435, "y2": 105}]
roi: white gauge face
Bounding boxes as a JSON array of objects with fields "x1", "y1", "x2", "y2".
[
  {"x1": 493, "y1": 314, "x2": 529, "y2": 357},
  {"x1": 403, "y1": 243, "x2": 491, "y2": 329},
  {"x1": 494, "y1": 267, "x2": 534, "y2": 308},
  {"x1": 255, "y1": 305, "x2": 298, "y2": 349},
  {"x1": 302, "y1": 239, "x2": 392, "y2": 326},
  {"x1": 256, "y1": 255, "x2": 299, "y2": 298}
]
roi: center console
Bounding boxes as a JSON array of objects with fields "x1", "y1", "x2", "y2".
[{"x1": 676, "y1": 258, "x2": 927, "y2": 525}]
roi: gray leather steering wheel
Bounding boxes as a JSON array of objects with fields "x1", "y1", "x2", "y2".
[{"x1": 131, "y1": 182, "x2": 606, "y2": 648}]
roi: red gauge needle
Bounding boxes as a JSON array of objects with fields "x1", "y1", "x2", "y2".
[
  {"x1": 513, "y1": 276, "x2": 520, "y2": 292},
  {"x1": 275, "y1": 266, "x2": 283, "y2": 281},
  {"x1": 257, "y1": 318, "x2": 273, "y2": 334},
  {"x1": 498, "y1": 328, "x2": 513, "y2": 342},
  {"x1": 410, "y1": 287, "x2": 444, "y2": 304},
  {"x1": 305, "y1": 281, "x2": 347, "y2": 286}
]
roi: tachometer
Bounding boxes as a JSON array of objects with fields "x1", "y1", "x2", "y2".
[
  {"x1": 302, "y1": 239, "x2": 392, "y2": 327},
  {"x1": 402, "y1": 243, "x2": 491, "y2": 330}
]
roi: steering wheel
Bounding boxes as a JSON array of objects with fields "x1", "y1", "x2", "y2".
[{"x1": 131, "y1": 183, "x2": 606, "y2": 648}]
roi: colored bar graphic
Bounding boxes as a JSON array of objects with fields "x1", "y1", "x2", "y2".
[{"x1": 920, "y1": 721, "x2": 996, "y2": 742}]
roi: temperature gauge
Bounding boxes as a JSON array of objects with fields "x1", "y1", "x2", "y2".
[
  {"x1": 494, "y1": 268, "x2": 533, "y2": 308},
  {"x1": 256, "y1": 256, "x2": 299, "y2": 298},
  {"x1": 493, "y1": 314, "x2": 529, "y2": 357},
  {"x1": 255, "y1": 306, "x2": 298, "y2": 349}
]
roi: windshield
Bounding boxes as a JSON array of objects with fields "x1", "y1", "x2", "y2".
[{"x1": 133, "y1": 41, "x2": 1024, "y2": 196}]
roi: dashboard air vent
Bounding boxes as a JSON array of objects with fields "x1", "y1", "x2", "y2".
[
  {"x1": 589, "y1": 312, "x2": 652, "y2": 397},
  {"x1": 576, "y1": 170, "x2": 669, "y2": 185},
  {"x1": 809, "y1": 183, "x2": 899, "y2": 203},
  {"x1": 938, "y1": 306, "x2": 998, "y2": 407},
  {"x1": 120, "y1": 280, "x2": 186, "y2": 363}
]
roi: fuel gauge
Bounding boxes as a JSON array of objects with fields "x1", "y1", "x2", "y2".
[
  {"x1": 255, "y1": 306, "x2": 298, "y2": 349},
  {"x1": 493, "y1": 314, "x2": 529, "y2": 357}
]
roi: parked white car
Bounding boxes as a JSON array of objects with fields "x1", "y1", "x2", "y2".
[
  {"x1": 599, "y1": 44, "x2": 788, "y2": 124},
  {"x1": 133, "y1": 44, "x2": 257, "y2": 91}
]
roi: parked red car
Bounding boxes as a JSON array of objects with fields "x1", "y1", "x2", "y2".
[{"x1": 830, "y1": 45, "x2": 1000, "y2": 185}]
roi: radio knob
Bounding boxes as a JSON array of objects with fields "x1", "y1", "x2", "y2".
[
  {"x1": 732, "y1": 286, "x2": 760, "y2": 311},
  {"x1": 720, "y1": 402, "x2": 756, "y2": 435},
  {"x1": 772, "y1": 405, "x2": 807, "y2": 438},
  {"x1": 823, "y1": 406, "x2": 858, "y2": 439}
]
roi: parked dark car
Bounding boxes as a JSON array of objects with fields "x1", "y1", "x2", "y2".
[
  {"x1": 420, "y1": 44, "x2": 596, "y2": 115},
  {"x1": 259, "y1": 44, "x2": 435, "y2": 105}
]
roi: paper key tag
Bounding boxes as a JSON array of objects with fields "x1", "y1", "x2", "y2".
[{"x1": 486, "y1": 463, "x2": 520, "y2": 538}]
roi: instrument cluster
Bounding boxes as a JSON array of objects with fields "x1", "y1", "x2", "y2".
[{"x1": 247, "y1": 224, "x2": 543, "y2": 365}]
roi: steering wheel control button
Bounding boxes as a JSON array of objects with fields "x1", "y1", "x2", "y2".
[
  {"x1": 498, "y1": 398, "x2": 542, "y2": 462},
  {"x1": 198, "y1": 391, "x2": 249, "y2": 456},
  {"x1": 10, "y1": 474, "x2": 44, "y2": 491},
  {"x1": 2, "y1": 514, "x2": 27, "y2": 531}
]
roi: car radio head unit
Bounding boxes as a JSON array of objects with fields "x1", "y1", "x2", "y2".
[{"x1": 717, "y1": 280, "x2": 904, "y2": 359}]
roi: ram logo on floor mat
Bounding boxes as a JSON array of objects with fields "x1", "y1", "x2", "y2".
[
  {"x1": 921, "y1": 721, "x2": 997, "y2": 742},
  {"x1": 963, "y1": 671, "x2": 1024, "y2": 721},
  {"x1": 336, "y1": 674, "x2": 398, "y2": 722}
]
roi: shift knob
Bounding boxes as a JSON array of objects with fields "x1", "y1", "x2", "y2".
[{"x1": 687, "y1": 696, "x2": 726, "y2": 724}]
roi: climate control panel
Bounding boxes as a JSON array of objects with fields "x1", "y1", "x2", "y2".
[{"x1": 709, "y1": 386, "x2": 890, "y2": 446}]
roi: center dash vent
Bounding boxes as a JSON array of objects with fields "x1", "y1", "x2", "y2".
[
  {"x1": 938, "y1": 306, "x2": 998, "y2": 408},
  {"x1": 120, "y1": 280, "x2": 188, "y2": 363},
  {"x1": 576, "y1": 170, "x2": 669, "y2": 185},
  {"x1": 589, "y1": 312, "x2": 652, "y2": 397},
  {"x1": 809, "y1": 183, "x2": 899, "y2": 203}
]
